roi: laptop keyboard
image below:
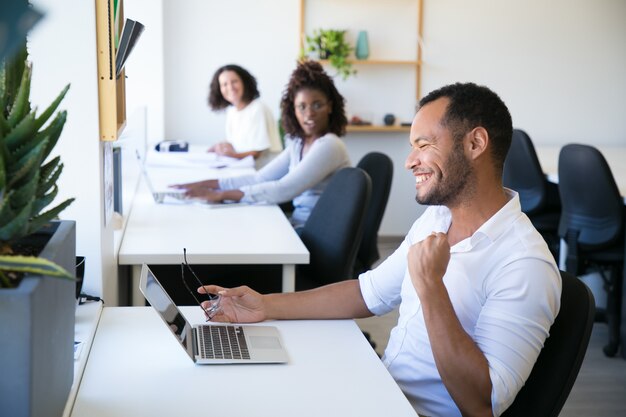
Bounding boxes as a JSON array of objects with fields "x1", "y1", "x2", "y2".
[{"x1": 199, "y1": 325, "x2": 250, "y2": 360}]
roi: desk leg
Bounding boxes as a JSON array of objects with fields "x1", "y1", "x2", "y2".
[
  {"x1": 282, "y1": 264, "x2": 295, "y2": 293},
  {"x1": 131, "y1": 265, "x2": 145, "y2": 306}
]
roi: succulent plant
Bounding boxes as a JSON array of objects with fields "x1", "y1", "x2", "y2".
[{"x1": 0, "y1": 45, "x2": 74, "y2": 288}]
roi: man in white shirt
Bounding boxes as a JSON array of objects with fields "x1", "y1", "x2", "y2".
[{"x1": 197, "y1": 82, "x2": 561, "y2": 417}]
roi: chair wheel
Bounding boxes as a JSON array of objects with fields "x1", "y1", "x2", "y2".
[{"x1": 603, "y1": 341, "x2": 619, "y2": 357}]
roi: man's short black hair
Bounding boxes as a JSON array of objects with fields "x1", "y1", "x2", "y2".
[{"x1": 419, "y1": 82, "x2": 513, "y2": 174}]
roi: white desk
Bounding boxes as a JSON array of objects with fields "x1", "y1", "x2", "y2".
[
  {"x1": 536, "y1": 145, "x2": 626, "y2": 200},
  {"x1": 118, "y1": 166, "x2": 309, "y2": 305},
  {"x1": 62, "y1": 301, "x2": 103, "y2": 417},
  {"x1": 69, "y1": 307, "x2": 416, "y2": 417}
]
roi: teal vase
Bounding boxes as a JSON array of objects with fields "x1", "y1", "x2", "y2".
[{"x1": 355, "y1": 30, "x2": 369, "y2": 60}]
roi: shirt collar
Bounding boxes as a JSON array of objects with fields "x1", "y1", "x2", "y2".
[
  {"x1": 469, "y1": 188, "x2": 520, "y2": 245},
  {"x1": 429, "y1": 189, "x2": 520, "y2": 251},
  {"x1": 413, "y1": 189, "x2": 521, "y2": 250}
]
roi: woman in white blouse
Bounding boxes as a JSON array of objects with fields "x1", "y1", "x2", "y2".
[
  {"x1": 207, "y1": 64, "x2": 282, "y2": 166},
  {"x1": 174, "y1": 60, "x2": 351, "y2": 228}
]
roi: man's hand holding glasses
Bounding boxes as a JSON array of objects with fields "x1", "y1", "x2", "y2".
[
  {"x1": 180, "y1": 248, "x2": 222, "y2": 321},
  {"x1": 197, "y1": 284, "x2": 267, "y2": 323},
  {"x1": 182, "y1": 248, "x2": 268, "y2": 323}
]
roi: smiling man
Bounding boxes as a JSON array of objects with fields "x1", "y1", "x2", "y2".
[{"x1": 198, "y1": 82, "x2": 561, "y2": 417}]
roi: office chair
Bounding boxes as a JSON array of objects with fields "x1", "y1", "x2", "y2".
[
  {"x1": 503, "y1": 129, "x2": 561, "y2": 259},
  {"x1": 501, "y1": 270, "x2": 595, "y2": 417},
  {"x1": 296, "y1": 167, "x2": 371, "y2": 290},
  {"x1": 558, "y1": 143, "x2": 625, "y2": 357},
  {"x1": 353, "y1": 152, "x2": 393, "y2": 276}
]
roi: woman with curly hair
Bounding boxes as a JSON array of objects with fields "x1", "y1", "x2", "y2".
[
  {"x1": 174, "y1": 60, "x2": 351, "y2": 227},
  {"x1": 207, "y1": 64, "x2": 282, "y2": 166}
]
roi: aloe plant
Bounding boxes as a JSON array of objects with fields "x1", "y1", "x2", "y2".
[{"x1": 0, "y1": 45, "x2": 74, "y2": 288}]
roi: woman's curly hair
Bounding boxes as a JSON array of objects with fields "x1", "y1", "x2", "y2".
[
  {"x1": 280, "y1": 60, "x2": 347, "y2": 138},
  {"x1": 208, "y1": 64, "x2": 260, "y2": 111}
]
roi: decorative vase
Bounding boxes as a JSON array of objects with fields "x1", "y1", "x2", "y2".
[
  {"x1": 355, "y1": 30, "x2": 370, "y2": 60},
  {"x1": 383, "y1": 114, "x2": 396, "y2": 126},
  {"x1": 0, "y1": 220, "x2": 77, "y2": 417}
]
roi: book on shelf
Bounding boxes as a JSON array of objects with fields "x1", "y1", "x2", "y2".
[{"x1": 115, "y1": 18, "x2": 145, "y2": 78}]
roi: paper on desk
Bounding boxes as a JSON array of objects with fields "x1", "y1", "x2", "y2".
[{"x1": 146, "y1": 151, "x2": 255, "y2": 169}]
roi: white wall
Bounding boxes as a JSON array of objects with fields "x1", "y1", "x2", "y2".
[
  {"x1": 423, "y1": 0, "x2": 626, "y2": 145},
  {"x1": 28, "y1": 0, "x2": 117, "y2": 302},
  {"x1": 153, "y1": 0, "x2": 626, "y2": 235},
  {"x1": 162, "y1": 0, "x2": 300, "y2": 147},
  {"x1": 124, "y1": 0, "x2": 165, "y2": 144}
]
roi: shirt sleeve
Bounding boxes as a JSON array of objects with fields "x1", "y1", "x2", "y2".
[
  {"x1": 358, "y1": 218, "x2": 428, "y2": 315},
  {"x1": 237, "y1": 135, "x2": 349, "y2": 204},
  {"x1": 217, "y1": 144, "x2": 291, "y2": 190},
  {"x1": 479, "y1": 258, "x2": 561, "y2": 416}
]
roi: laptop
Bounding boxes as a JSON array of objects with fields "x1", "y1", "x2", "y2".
[
  {"x1": 136, "y1": 150, "x2": 251, "y2": 207},
  {"x1": 139, "y1": 264, "x2": 289, "y2": 364},
  {"x1": 134, "y1": 149, "x2": 190, "y2": 204},
  {"x1": 141, "y1": 166, "x2": 190, "y2": 204}
]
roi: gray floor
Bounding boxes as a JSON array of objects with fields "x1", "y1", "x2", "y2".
[{"x1": 355, "y1": 238, "x2": 626, "y2": 416}]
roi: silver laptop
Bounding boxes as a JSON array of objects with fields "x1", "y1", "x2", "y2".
[
  {"x1": 139, "y1": 264, "x2": 289, "y2": 364},
  {"x1": 135, "y1": 150, "x2": 189, "y2": 204},
  {"x1": 136, "y1": 150, "x2": 249, "y2": 207},
  {"x1": 141, "y1": 168, "x2": 190, "y2": 204}
]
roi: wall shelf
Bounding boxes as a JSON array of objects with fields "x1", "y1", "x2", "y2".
[
  {"x1": 319, "y1": 59, "x2": 420, "y2": 66},
  {"x1": 347, "y1": 125, "x2": 410, "y2": 133},
  {"x1": 299, "y1": 0, "x2": 423, "y2": 126},
  {"x1": 95, "y1": 0, "x2": 127, "y2": 142}
]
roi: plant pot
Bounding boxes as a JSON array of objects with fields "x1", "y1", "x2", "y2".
[{"x1": 0, "y1": 220, "x2": 76, "y2": 417}]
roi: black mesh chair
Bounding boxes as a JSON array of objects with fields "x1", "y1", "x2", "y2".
[
  {"x1": 558, "y1": 143, "x2": 625, "y2": 357},
  {"x1": 503, "y1": 129, "x2": 561, "y2": 259},
  {"x1": 353, "y1": 152, "x2": 393, "y2": 276},
  {"x1": 296, "y1": 167, "x2": 371, "y2": 290},
  {"x1": 501, "y1": 270, "x2": 595, "y2": 417}
]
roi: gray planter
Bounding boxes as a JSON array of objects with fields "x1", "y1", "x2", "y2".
[{"x1": 0, "y1": 220, "x2": 76, "y2": 417}]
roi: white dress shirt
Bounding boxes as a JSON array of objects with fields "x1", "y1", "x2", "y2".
[{"x1": 358, "y1": 190, "x2": 561, "y2": 417}]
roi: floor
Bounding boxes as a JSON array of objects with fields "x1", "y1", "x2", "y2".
[{"x1": 355, "y1": 238, "x2": 626, "y2": 416}]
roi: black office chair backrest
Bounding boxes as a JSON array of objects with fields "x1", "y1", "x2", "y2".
[
  {"x1": 502, "y1": 129, "x2": 548, "y2": 214},
  {"x1": 355, "y1": 152, "x2": 393, "y2": 273},
  {"x1": 297, "y1": 167, "x2": 371, "y2": 288},
  {"x1": 557, "y1": 144, "x2": 624, "y2": 248},
  {"x1": 501, "y1": 270, "x2": 595, "y2": 417}
]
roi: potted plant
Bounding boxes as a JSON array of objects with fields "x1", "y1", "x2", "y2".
[
  {"x1": 0, "y1": 43, "x2": 77, "y2": 417},
  {"x1": 305, "y1": 28, "x2": 356, "y2": 80}
]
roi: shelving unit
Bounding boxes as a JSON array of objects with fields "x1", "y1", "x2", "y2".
[
  {"x1": 95, "y1": 0, "x2": 127, "y2": 142},
  {"x1": 346, "y1": 125, "x2": 410, "y2": 133},
  {"x1": 299, "y1": 0, "x2": 423, "y2": 133},
  {"x1": 319, "y1": 59, "x2": 419, "y2": 66}
]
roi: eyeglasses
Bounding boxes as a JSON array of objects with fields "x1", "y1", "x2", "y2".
[
  {"x1": 180, "y1": 248, "x2": 222, "y2": 321},
  {"x1": 295, "y1": 101, "x2": 328, "y2": 114}
]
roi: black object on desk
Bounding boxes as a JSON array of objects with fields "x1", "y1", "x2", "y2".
[{"x1": 155, "y1": 140, "x2": 189, "y2": 152}]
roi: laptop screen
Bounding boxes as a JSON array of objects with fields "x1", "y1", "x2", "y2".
[{"x1": 140, "y1": 265, "x2": 196, "y2": 361}]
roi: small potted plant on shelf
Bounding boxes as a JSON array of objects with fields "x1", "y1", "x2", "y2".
[
  {"x1": 305, "y1": 28, "x2": 356, "y2": 80},
  {"x1": 0, "y1": 43, "x2": 77, "y2": 417}
]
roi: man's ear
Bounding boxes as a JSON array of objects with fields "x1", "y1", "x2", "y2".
[{"x1": 466, "y1": 127, "x2": 489, "y2": 160}]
